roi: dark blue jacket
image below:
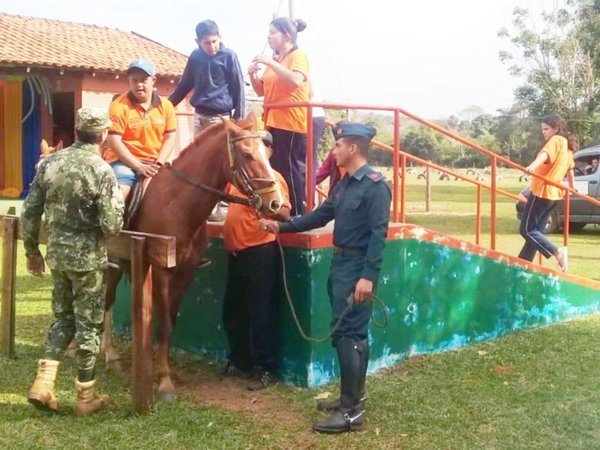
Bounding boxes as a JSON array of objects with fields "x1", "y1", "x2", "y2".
[
  {"x1": 279, "y1": 164, "x2": 392, "y2": 281},
  {"x1": 168, "y1": 45, "x2": 245, "y2": 119}
]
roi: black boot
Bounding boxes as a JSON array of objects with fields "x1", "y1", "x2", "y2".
[
  {"x1": 313, "y1": 338, "x2": 365, "y2": 433},
  {"x1": 316, "y1": 339, "x2": 369, "y2": 412}
]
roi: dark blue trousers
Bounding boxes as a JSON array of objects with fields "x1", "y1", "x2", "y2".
[
  {"x1": 328, "y1": 255, "x2": 372, "y2": 346},
  {"x1": 269, "y1": 128, "x2": 307, "y2": 216},
  {"x1": 518, "y1": 194, "x2": 559, "y2": 261}
]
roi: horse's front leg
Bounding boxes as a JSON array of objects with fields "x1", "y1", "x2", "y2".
[
  {"x1": 154, "y1": 268, "x2": 177, "y2": 402},
  {"x1": 101, "y1": 264, "x2": 125, "y2": 371}
]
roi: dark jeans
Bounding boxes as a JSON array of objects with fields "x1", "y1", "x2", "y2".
[
  {"x1": 222, "y1": 242, "x2": 279, "y2": 372},
  {"x1": 312, "y1": 116, "x2": 327, "y2": 186},
  {"x1": 518, "y1": 194, "x2": 559, "y2": 261},
  {"x1": 269, "y1": 127, "x2": 307, "y2": 215}
]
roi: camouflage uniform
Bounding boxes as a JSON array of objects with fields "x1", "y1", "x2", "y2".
[{"x1": 21, "y1": 111, "x2": 124, "y2": 377}]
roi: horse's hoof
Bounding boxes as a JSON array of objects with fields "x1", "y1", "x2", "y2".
[{"x1": 157, "y1": 391, "x2": 177, "y2": 403}]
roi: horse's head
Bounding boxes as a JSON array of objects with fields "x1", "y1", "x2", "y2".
[{"x1": 223, "y1": 113, "x2": 284, "y2": 216}]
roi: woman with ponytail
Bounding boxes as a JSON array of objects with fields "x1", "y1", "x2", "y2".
[
  {"x1": 519, "y1": 114, "x2": 576, "y2": 271},
  {"x1": 249, "y1": 17, "x2": 310, "y2": 215}
]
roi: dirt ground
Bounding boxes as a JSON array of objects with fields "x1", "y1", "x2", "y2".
[{"x1": 177, "y1": 369, "x2": 321, "y2": 443}]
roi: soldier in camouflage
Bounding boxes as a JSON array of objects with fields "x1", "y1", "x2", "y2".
[{"x1": 21, "y1": 107, "x2": 125, "y2": 417}]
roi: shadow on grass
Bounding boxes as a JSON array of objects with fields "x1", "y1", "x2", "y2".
[{"x1": 13, "y1": 313, "x2": 52, "y2": 345}]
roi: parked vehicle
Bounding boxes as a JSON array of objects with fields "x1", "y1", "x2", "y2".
[{"x1": 516, "y1": 145, "x2": 600, "y2": 233}]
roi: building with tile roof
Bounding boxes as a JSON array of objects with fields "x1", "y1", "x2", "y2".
[
  {"x1": 0, "y1": 13, "x2": 188, "y2": 77},
  {"x1": 0, "y1": 12, "x2": 194, "y2": 197}
]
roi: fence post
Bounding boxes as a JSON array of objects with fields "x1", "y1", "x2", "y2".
[
  {"x1": 490, "y1": 158, "x2": 497, "y2": 250},
  {"x1": 400, "y1": 154, "x2": 407, "y2": 223},
  {"x1": 563, "y1": 187, "x2": 570, "y2": 248},
  {"x1": 130, "y1": 236, "x2": 153, "y2": 414},
  {"x1": 392, "y1": 111, "x2": 401, "y2": 222},
  {"x1": 475, "y1": 185, "x2": 482, "y2": 246},
  {"x1": 1, "y1": 216, "x2": 18, "y2": 357},
  {"x1": 306, "y1": 105, "x2": 314, "y2": 212},
  {"x1": 425, "y1": 165, "x2": 431, "y2": 212}
]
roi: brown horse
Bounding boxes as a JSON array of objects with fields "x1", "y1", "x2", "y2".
[{"x1": 103, "y1": 114, "x2": 285, "y2": 401}]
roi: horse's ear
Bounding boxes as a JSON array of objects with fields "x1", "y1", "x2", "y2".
[
  {"x1": 246, "y1": 112, "x2": 257, "y2": 131},
  {"x1": 221, "y1": 116, "x2": 240, "y2": 137},
  {"x1": 221, "y1": 116, "x2": 235, "y2": 132},
  {"x1": 55, "y1": 140, "x2": 63, "y2": 151},
  {"x1": 40, "y1": 139, "x2": 49, "y2": 154},
  {"x1": 236, "y1": 112, "x2": 257, "y2": 131}
]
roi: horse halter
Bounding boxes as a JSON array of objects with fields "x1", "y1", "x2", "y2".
[{"x1": 227, "y1": 132, "x2": 279, "y2": 210}]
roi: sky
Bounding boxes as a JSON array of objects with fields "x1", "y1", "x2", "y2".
[{"x1": 0, "y1": 0, "x2": 563, "y2": 118}]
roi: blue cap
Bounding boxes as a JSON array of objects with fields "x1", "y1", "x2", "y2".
[
  {"x1": 127, "y1": 59, "x2": 156, "y2": 76},
  {"x1": 332, "y1": 121, "x2": 377, "y2": 141}
]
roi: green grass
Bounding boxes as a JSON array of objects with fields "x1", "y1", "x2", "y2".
[{"x1": 2, "y1": 173, "x2": 600, "y2": 449}]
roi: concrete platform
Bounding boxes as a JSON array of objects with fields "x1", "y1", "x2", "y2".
[{"x1": 113, "y1": 222, "x2": 600, "y2": 387}]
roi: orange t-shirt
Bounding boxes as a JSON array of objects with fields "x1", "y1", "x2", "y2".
[
  {"x1": 223, "y1": 172, "x2": 290, "y2": 252},
  {"x1": 104, "y1": 92, "x2": 177, "y2": 164},
  {"x1": 531, "y1": 135, "x2": 574, "y2": 200},
  {"x1": 262, "y1": 49, "x2": 310, "y2": 134}
]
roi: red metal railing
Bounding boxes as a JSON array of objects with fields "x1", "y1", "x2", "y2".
[{"x1": 264, "y1": 101, "x2": 600, "y2": 252}]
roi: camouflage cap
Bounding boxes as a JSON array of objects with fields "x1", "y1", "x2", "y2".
[{"x1": 75, "y1": 107, "x2": 112, "y2": 132}]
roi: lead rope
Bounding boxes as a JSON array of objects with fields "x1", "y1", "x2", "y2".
[{"x1": 274, "y1": 234, "x2": 388, "y2": 344}]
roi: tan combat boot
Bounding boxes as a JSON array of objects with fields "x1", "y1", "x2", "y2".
[
  {"x1": 74, "y1": 378, "x2": 116, "y2": 417},
  {"x1": 27, "y1": 359, "x2": 60, "y2": 412}
]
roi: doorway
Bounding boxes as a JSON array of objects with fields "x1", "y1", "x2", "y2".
[{"x1": 52, "y1": 92, "x2": 75, "y2": 147}]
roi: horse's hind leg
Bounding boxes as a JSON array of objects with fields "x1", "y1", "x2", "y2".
[{"x1": 101, "y1": 265, "x2": 124, "y2": 372}]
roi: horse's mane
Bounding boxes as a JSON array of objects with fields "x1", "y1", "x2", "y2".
[
  {"x1": 175, "y1": 122, "x2": 224, "y2": 159},
  {"x1": 171, "y1": 115, "x2": 256, "y2": 164}
]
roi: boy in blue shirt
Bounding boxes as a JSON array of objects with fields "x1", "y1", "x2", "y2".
[{"x1": 169, "y1": 20, "x2": 245, "y2": 135}]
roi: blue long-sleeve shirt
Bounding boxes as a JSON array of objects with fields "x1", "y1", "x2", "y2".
[
  {"x1": 279, "y1": 164, "x2": 392, "y2": 281},
  {"x1": 169, "y1": 45, "x2": 245, "y2": 119}
]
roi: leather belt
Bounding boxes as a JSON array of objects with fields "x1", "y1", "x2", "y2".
[
  {"x1": 196, "y1": 112, "x2": 230, "y2": 121},
  {"x1": 333, "y1": 246, "x2": 366, "y2": 257}
]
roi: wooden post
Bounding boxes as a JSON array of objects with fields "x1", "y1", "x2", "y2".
[
  {"x1": 1, "y1": 216, "x2": 18, "y2": 357},
  {"x1": 425, "y1": 165, "x2": 431, "y2": 212},
  {"x1": 130, "y1": 236, "x2": 153, "y2": 414}
]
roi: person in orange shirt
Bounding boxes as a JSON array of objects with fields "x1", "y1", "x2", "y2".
[
  {"x1": 105, "y1": 59, "x2": 178, "y2": 200},
  {"x1": 519, "y1": 114, "x2": 576, "y2": 270},
  {"x1": 249, "y1": 17, "x2": 310, "y2": 215},
  {"x1": 222, "y1": 130, "x2": 291, "y2": 390}
]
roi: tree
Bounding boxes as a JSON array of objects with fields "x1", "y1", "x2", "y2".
[{"x1": 498, "y1": 1, "x2": 600, "y2": 145}]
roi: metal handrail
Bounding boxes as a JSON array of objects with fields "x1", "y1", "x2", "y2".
[{"x1": 264, "y1": 101, "x2": 600, "y2": 251}]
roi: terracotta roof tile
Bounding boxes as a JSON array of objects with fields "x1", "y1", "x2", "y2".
[{"x1": 0, "y1": 12, "x2": 187, "y2": 77}]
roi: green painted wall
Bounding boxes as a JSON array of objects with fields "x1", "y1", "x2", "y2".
[{"x1": 113, "y1": 237, "x2": 600, "y2": 387}]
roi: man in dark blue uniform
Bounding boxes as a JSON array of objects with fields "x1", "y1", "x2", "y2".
[{"x1": 259, "y1": 121, "x2": 392, "y2": 433}]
